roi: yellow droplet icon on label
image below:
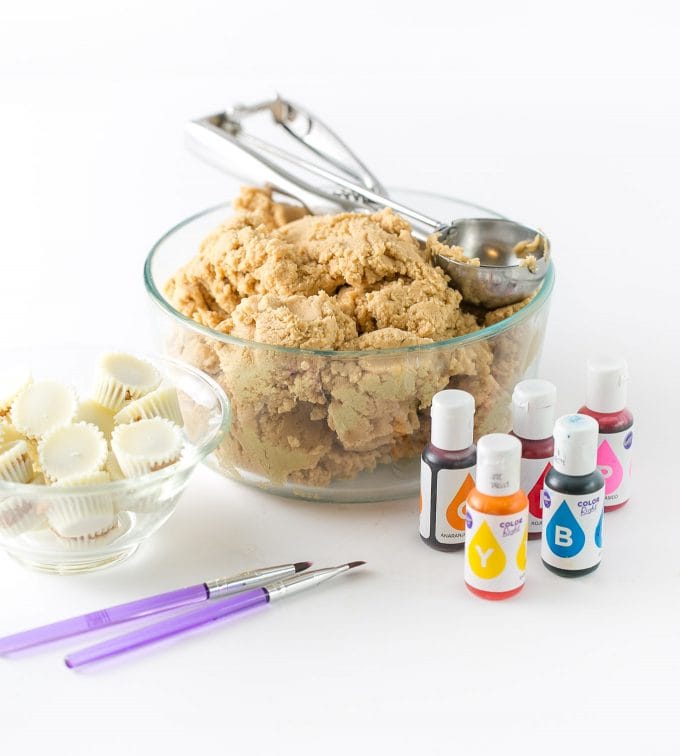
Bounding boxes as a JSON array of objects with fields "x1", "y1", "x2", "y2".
[
  {"x1": 468, "y1": 520, "x2": 506, "y2": 579},
  {"x1": 516, "y1": 526, "x2": 527, "y2": 571},
  {"x1": 446, "y1": 473, "x2": 474, "y2": 531}
]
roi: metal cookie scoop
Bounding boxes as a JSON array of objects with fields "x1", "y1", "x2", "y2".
[
  {"x1": 434, "y1": 218, "x2": 549, "y2": 307},
  {"x1": 186, "y1": 96, "x2": 550, "y2": 308}
]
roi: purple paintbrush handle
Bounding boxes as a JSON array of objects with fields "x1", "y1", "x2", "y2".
[
  {"x1": 65, "y1": 588, "x2": 269, "y2": 669},
  {"x1": 0, "y1": 583, "x2": 209, "y2": 655}
]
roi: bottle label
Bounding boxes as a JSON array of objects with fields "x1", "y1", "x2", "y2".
[
  {"x1": 420, "y1": 463, "x2": 432, "y2": 538},
  {"x1": 420, "y1": 461, "x2": 475, "y2": 544},
  {"x1": 541, "y1": 484, "x2": 604, "y2": 571},
  {"x1": 464, "y1": 506, "x2": 528, "y2": 593},
  {"x1": 521, "y1": 457, "x2": 552, "y2": 534},
  {"x1": 597, "y1": 426, "x2": 633, "y2": 507}
]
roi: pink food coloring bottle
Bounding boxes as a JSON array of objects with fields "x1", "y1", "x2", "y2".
[{"x1": 578, "y1": 358, "x2": 633, "y2": 512}]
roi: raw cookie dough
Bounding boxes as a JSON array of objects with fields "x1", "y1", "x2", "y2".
[{"x1": 165, "y1": 187, "x2": 542, "y2": 488}]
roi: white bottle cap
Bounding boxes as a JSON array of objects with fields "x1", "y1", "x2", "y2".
[
  {"x1": 553, "y1": 414, "x2": 599, "y2": 476},
  {"x1": 475, "y1": 434, "x2": 521, "y2": 497},
  {"x1": 511, "y1": 379, "x2": 557, "y2": 440},
  {"x1": 585, "y1": 357, "x2": 628, "y2": 413},
  {"x1": 430, "y1": 390, "x2": 475, "y2": 451}
]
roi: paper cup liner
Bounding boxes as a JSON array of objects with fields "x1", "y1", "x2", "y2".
[
  {"x1": 111, "y1": 417, "x2": 183, "y2": 478},
  {"x1": 46, "y1": 495, "x2": 117, "y2": 539},
  {"x1": 114, "y1": 385, "x2": 184, "y2": 427},
  {"x1": 49, "y1": 519, "x2": 123, "y2": 551},
  {"x1": 92, "y1": 353, "x2": 161, "y2": 412},
  {"x1": 0, "y1": 441, "x2": 34, "y2": 483},
  {"x1": 0, "y1": 497, "x2": 45, "y2": 537},
  {"x1": 10, "y1": 381, "x2": 77, "y2": 439},
  {"x1": 38, "y1": 422, "x2": 108, "y2": 483}
]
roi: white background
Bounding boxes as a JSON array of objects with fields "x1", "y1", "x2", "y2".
[{"x1": 1, "y1": 1, "x2": 679, "y2": 753}]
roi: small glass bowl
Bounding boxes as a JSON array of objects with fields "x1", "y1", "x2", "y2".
[
  {"x1": 0, "y1": 348, "x2": 229, "y2": 573},
  {"x1": 145, "y1": 187, "x2": 554, "y2": 503}
]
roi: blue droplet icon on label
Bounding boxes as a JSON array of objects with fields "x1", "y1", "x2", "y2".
[
  {"x1": 595, "y1": 510, "x2": 603, "y2": 548},
  {"x1": 546, "y1": 501, "x2": 585, "y2": 558}
]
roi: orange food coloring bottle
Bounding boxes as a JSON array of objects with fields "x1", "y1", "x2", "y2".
[{"x1": 464, "y1": 434, "x2": 528, "y2": 600}]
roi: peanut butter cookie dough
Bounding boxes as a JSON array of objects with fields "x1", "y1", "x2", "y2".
[{"x1": 165, "y1": 187, "x2": 538, "y2": 488}]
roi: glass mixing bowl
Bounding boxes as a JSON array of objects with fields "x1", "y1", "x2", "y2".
[
  {"x1": 0, "y1": 348, "x2": 229, "y2": 573},
  {"x1": 145, "y1": 188, "x2": 554, "y2": 503}
]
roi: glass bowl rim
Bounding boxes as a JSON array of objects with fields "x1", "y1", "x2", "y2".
[
  {"x1": 0, "y1": 350, "x2": 230, "y2": 497},
  {"x1": 144, "y1": 188, "x2": 555, "y2": 358}
]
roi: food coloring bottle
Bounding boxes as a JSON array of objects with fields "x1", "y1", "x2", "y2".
[
  {"x1": 420, "y1": 390, "x2": 476, "y2": 552},
  {"x1": 510, "y1": 379, "x2": 556, "y2": 541},
  {"x1": 578, "y1": 358, "x2": 633, "y2": 511},
  {"x1": 464, "y1": 434, "x2": 528, "y2": 600},
  {"x1": 541, "y1": 414, "x2": 605, "y2": 577}
]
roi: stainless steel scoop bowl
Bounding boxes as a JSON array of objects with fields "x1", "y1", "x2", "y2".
[
  {"x1": 434, "y1": 218, "x2": 549, "y2": 307},
  {"x1": 186, "y1": 96, "x2": 550, "y2": 308}
]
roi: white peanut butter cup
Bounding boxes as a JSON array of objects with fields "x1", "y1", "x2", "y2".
[
  {"x1": 0, "y1": 441, "x2": 34, "y2": 483},
  {"x1": 0, "y1": 421, "x2": 25, "y2": 451},
  {"x1": 75, "y1": 399, "x2": 116, "y2": 440},
  {"x1": 104, "y1": 450, "x2": 125, "y2": 481},
  {"x1": 0, "y1": 367, "x2": 32, "y2": 415},
  {"x1": 10, "y1": 380, "x2": 77, "y2": 439},
  {"x1": 114, "y1": 385, "x2": 184, "y2": 427},
  {"x1": 50, "y1": 519, "x2": 124, "y2": 551},
  {"x1": 93, "y1": 353, "x2": 161, "y2": 412},
  {"x1": 47, "y1": 471, "x2": 116, "y2": 539},
  {"x1": 38, "y1": 422, "x2": 108, "y2": 483},
  {"x1": 111, "y1": 417, "x2": 183, "y2": 477},
  {"x1": 0, "y1": 498, "x2": 45, "y2": 537}
]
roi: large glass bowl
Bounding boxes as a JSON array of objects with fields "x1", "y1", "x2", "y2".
[
  {"x1": 145, "y1": 188, "x2": 554, "y2": 503},
  {"x1": 0, "y1": 348, "x2": 229, "y2": 573}
]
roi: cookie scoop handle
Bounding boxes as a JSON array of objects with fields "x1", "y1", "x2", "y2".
[{"x1": 186, "y1": 114, "x2": 442, "y2": 233}]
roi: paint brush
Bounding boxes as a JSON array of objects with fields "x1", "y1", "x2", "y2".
[
  {"x1": 64, "y1": 562, "x2": 365, "y2": 669},
  {"x1": 0, "y1": 561, "x2": 312, "y2": 655}
]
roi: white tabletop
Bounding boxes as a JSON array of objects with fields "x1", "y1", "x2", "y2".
[{"x1": 1, "y1": 2, "x2": 679, "y2": 753}]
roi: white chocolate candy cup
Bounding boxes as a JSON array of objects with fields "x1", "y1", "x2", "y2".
[
  {"x1": 0, "y1": 441, "x2": 34, "y2": 483},
  {"x1": 105, "y1": 450, "x2": 125, "y2": 481},
  {"x1": 46, "y1": 496, "x2": 117, "y2": 539},
  {"x1": 93, "y1": 353, "x2": 161, "y2": 412},
  {"x1": 74, "y1": 400, "x2": 116, "y2": 440},
  {"x1": 38, "y1": 422, "x2": 107, "y2": 483},
  {"x1": 111, "y1": 417, "x2": 183, "y2": 478},
  {"x1": 57, "y1": 470, "x2": 111, "y2": 487},
  {"x1": 0, "y1": 421, "x2": 26, "y2": 451},
  {"x1": 0, "y1": 367, "x2": 32, "y2": 415},
  {"x1": 0, "y1": 497, "x2": 45, "y2": 537},
  {"x1": 25, "y1": 439, "x2": 41, "y2": 473},
  {"x1": 10, "y1": 380, "x2": 77, "y2": 439},
  {"x1": 114, "y1": 385, "x2": 184, "y2": 427},
  {"x1": 49, "y1": 518, "x2": 125, "y2": 552}
]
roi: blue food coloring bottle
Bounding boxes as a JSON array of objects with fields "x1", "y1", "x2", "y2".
[{"x1": 541, "y1": 414, "x2": 605, "y2": 577}]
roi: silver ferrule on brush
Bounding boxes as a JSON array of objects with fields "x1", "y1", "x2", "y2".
[
  {"x1": 265, "y1": 564, "x2": 354, "y2": 602},
  {"x1": 206, "y1": 564, "x2": 300, "y2": 599}
]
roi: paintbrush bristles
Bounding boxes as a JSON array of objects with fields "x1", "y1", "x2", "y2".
[
  {"x1": 346, "y1": 561, "x2": 366, "y2": 569},
  {"x1": 293, "y1": 561, "x2": 313, "y2": 572}
]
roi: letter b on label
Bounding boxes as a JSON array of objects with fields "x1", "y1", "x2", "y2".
[
  {"x1": 555, "y1": 526, "x2": 573, "y2": 547},
  {"x1": 546, "y1": 501, "x2": 585, "y2": 558}
]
